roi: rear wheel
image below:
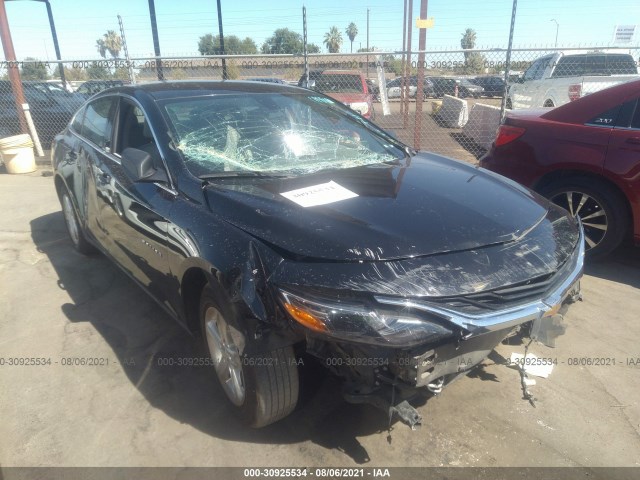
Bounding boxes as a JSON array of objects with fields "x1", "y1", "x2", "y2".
[
  {"x1": 60, "y1": 189, "x2": 96, "y2": 255},
  {"x1": 539, "y1": 177, "x2": 629, "y2": 257},
  {"x1": 200, "y1": 285, "x2": 299, "y2": 427},
  {"x1": 505, "y1": 98, "x2": 513, "y2": 109},
  {"x1": 543, "y1": 100, "x2": 555, "y2": 108}
]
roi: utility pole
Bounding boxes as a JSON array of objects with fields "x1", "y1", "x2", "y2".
[
  {"x1": 216, "y1": 0, "x2": 227, "y2": 80},
  {"x1": 402, "y1": 0, "x2": 413, "y2": 129},
  {"x1": 366, "y1": 8, "x2": 369, "y2": 77},
  {"x1": 41, "y1": 1, "x2": 65, "y2": 84},
  {"x1": 413, "y1": 0, "x2": 428, "y2": 149},
  {"x1": 550, "y1": 19, "x2": 559, "y2": 48},
  {"x1": 401, "y1": 0, "x2": 407, "y2": 116},
  {"x1": 500, "y1": 0, "x2": 518, "y2": 119},
  {"x1": 118, "y1": 15, "x2": 136, "y2": 84},
  {"x1": 0, "y1": 0, "x2": 27, "y2": 134},
  {"x1": 147, "y1": 0, "x2": 163, "y2": 80},
  {"x1": 302, "y1": 6, "x2": 309, "y2": 86}
]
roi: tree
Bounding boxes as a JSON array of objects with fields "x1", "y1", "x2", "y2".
[
  {"x1": 460, "y1": 28, "x2": 484, "y2": 74},
  {"x1": 307, "y1": 43, "x2": 320, "y2": 53},
  {"x1": 261, "y1": 28, "x2": 304, "y2": 54},
  {"x1": 345, "y1": 23, "x2": 358, "y2": 53},
  {"x1": 87, "y1": 62, "x2": 110, "y2": 80},
  {"x1": 198, "y1": 34, "x2": 257, "y2": 55},
  {"x1": 323, "y1": 26, "x2": 343, "y2": 53},
  {"x1": 63, "y1": 66, "x2": 88, "y2": 82},
  {"x1": 96, "y1": 30, "x2": 122, "y2": 58},
  {"x1": 21, "y1": 58, "x2": 48, "y2": 80}
]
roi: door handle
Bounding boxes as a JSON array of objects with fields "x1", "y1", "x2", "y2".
[{"x1": 625, "y1": 137, "x2": 640, "y2": 145}]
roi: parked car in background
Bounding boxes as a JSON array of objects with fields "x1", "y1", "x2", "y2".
[
  {"x1": 428, "y1": 77, "x2": 482, "y2": 98},
  {"x1": 457, "y1": 79, "x2": 484, "y2": 98},
  {"x1": 471, "y1": 76, "x2": 507, "y2": 97},
  {"x1": 301, "y1": 69, "x2": 375, "y2": 120},
  {"x1": 481, "y1": 79, "x2": 640, "y2": 257},
  {"x1": 385, "y1": 76, "x2": 434, "y2": 99},
  {"x1": 506, "y1": 51, "x2": 639, "y2": 109},
  {"x1": 77, "y1": 80, "x2": 127, "y2": 98},
  {"x1": 386, "y1": 77, "x2": 417, "y2": 99},
  {"x1": 0, "y1": 80, "x2": 84, "y2": 146},
  {"x1": 52, "y1": 80, "x2": 582, "y2": 428}
]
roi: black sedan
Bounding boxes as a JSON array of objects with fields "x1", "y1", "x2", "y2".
[{"x1": 53, "y1": 81, "x2": 584, "y2": 428}]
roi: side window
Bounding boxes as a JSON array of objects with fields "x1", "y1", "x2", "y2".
[
  {"x1": 586, "y1": 105, "x2": 621, "y2": 127},
  {"x1": 116, "y1": 100, "x2": 162, "y2": 167},
  {"x1": 71, "y1": 107, "x2": 85, "y2": 133},
  {"x1": 523, "y1": 59, "x2": 543, "y2": 81},
  {"x1": 614, "y1": 99, "x2": 638, "y2": 128},
  {"x1": 552, "y1": 55, "x2": 585, "y2": 78},
  {"x1": 631, "y1": 102, "x2": 640, "y2": 130},
  {"x1": 80, "y1": 97, "x2": 116, "y2": 149}
]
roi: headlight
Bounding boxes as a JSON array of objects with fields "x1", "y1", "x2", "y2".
[
  {"x1": 348, "y1": 102, "x2": 369, "y2": 115},
  {"x1": 279, "y1": 289, "x2": 453, "y2": 347}
]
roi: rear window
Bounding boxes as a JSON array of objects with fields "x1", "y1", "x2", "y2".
[
  {"x1": 552, "y1": 54, "x2": 638, "y2": 78},
  {"x1": 314, "y1": 74, "x2": 364, "y2": 94}
]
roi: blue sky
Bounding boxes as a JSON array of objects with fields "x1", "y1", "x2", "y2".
[{"x1": 2, "y1": 0, "x2": 639, "y2": 60}]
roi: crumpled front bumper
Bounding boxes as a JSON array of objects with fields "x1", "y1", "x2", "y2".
[{"x1": 378, "y1": 224, "x2": 585, "y2": 389}]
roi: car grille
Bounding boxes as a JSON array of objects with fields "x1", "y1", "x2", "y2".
[{"x1": 429, "y1": 270, "x2": 560, "y2": 314}]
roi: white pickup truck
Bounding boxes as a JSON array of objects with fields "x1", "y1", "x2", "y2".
[{"x1": 506, "y1": 51, "x2": 639, "y2": 109}]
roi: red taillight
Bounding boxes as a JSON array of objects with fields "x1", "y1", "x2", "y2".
[
  {"x1": 568, "y1": 84, "x2": 582, "y2": 101},
  {"x1": 494, "y1": 125, "x2": 526, "y2": 147}
]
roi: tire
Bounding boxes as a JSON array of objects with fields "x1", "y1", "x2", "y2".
[
  {"x1": 506, "y1": 98, "x2": 513, "y2": 109},
  {"x1": 199, "y1": 285, "x2": 299, "y2": 428},
  {"x1": 538, "y1": 177, "x2": 629, "y2": 258},
  {"x1": 543, "y1": 100, "x2": 555, "y2": 108},
  {"x1": 60, "y1": 189, "x2": 96, "y2": 255}
]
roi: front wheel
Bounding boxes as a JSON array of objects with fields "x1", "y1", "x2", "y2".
[
  {"x1": 539, "y1": 178, "x2": 629, "y2": 257},
  {"x1": 200, "y1": 285, "x2": 299, "y2": 428}
]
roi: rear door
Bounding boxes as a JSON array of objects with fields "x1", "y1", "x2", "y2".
[{"x1": 76, "y1": 95, "x2": 119, "y2": 248}]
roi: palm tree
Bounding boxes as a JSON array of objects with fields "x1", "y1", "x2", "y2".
[
  {"x1": 96, "y1": 30, "x2": 122, "y2": 58},
  {"x1": 345, "y1": 23, "x2": 358, "y2": 53},
  {"x1": 324, "y1": 26, "x2": 343, "y2": 53},
  {"x1": 460, "y1": 28, "x2": 477, "y2": 50}
]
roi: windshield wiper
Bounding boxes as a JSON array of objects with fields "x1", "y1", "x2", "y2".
[{"x1": 199, "y1": 171, "x2": 290, "y2": 180}]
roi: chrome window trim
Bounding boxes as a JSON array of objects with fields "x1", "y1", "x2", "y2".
[{"x1": 375, "y1": 225, "x2": 585, "y2": 336}]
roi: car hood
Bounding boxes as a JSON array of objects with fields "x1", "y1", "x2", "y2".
[{"x1": 203, "y1": 153, "x2": 549, "y2": 262}]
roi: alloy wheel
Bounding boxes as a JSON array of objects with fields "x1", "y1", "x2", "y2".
[
  {"x1": 204, "y1": 306, "x2": 246, "y2": 406},
  {"x1": 551, "y1": 190, "x2": 608, "y2": 251}
]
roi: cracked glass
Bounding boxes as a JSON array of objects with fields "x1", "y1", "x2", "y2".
[{"x1": 160, "y1": 92, "x2": 403, "y2": 177}]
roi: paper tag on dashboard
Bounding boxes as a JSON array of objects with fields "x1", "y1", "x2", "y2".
[{"x1": 280, "y1": 181, "x2": 358, "y2": 208}]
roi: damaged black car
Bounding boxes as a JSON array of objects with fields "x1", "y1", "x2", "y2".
[{"x1": 52, "y1": 81, "x2": 584, "y2": 428}]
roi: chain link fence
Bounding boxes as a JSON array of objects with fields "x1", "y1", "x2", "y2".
[{"x1": 1, "y1": 46, "x2": 639, "y2": 162}]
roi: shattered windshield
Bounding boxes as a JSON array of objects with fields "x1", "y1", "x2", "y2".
[{"x1": 161, "y1": 92, "x2": 403, "y2": 177}]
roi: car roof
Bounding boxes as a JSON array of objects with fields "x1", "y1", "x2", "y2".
[
  {"x1": 95, "y1": 80, "x2": 310, "y2": 100},
  {"x1": 541, "y1": 78, "x2": 640, "y2": 124}
]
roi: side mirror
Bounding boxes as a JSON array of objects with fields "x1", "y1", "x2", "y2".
[
  {"x1": 302, "y1": 79, "x2": 316, "y2": 89},
  {"x1": 121, "y1": 148, "x2": 168, "y2": 183}
]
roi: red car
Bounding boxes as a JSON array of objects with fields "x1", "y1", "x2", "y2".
[
  {"x1": 481, "y1": 79, "x2": 640, "y2": 257},
  {"x1": 310, "y1": 70, "x2": 375, "y2": 120}
]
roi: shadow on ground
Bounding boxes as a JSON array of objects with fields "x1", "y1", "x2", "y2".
[
  {"x1": 31, "y1": 212, "x2": 432, "y2": 463},
  {"x1": 584, "y1": 243, "x2": 640, "y2": 289}
]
